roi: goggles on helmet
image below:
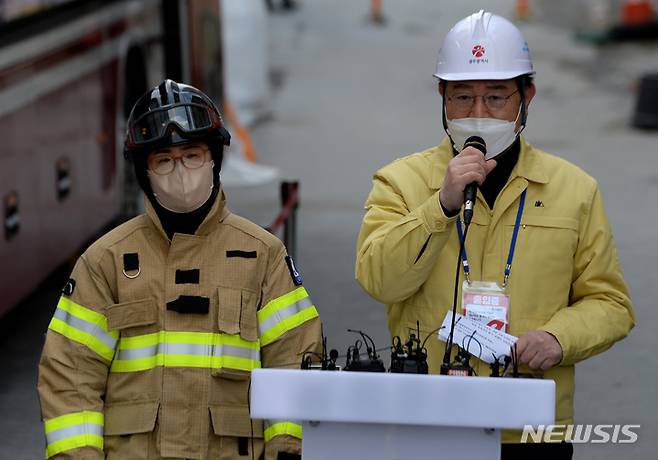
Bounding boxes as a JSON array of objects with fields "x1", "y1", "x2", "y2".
[{"x1": 126, "y1": 103, "x2": 222, "y2": 148}]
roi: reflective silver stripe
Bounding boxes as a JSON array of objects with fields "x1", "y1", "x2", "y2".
[
  {"x1": 53, "y1": 307, "x2": 117, "y2": 350},
  {"x1": 212, "y1": 344, "x2": 260, "y2": 361},
  {"x1": 114, "y1": 344, "x2": 159, "y2": 360},
  {"x1": 258, "y1": 297, "x2": 314, "y2": 335},
  {"x1": 45, "y1": 423, "x2": 103, "y2": 444},
  {"x1": 115, "y1": 342, "x2": 260, "y2": 362}
]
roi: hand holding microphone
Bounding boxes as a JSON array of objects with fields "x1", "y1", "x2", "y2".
[{"x1": 439, "y1": 136, "x2": 497, "y2": 223}]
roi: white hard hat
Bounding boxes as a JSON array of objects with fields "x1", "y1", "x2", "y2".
[{"x1": 434, "y1": 10, "x2": 534, "y2": 81}]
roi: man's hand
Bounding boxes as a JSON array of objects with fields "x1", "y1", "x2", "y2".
[
  {"x1": 439, "y1": 147, "x2": 497, "y2": 213},
  {"x1": 516, "y1": 330, "x2": 563, "y2": 371}
]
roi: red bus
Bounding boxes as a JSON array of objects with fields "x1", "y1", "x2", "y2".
[{"x1": 0, "y1": 0, "x2": 225, "y2": 317}]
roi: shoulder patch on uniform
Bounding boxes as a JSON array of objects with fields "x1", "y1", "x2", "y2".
[
  {"x1": 285, "y1": 256, "x2": 303, "y2": 286},
  {"x1": 62, "y1": 278, "x2": 76, "y2": 296}
]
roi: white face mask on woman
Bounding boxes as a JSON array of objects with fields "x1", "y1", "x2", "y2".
[
  {"x1": 148, "y1": 160, "x2": 215, "y2": 213},
  {"x1": 446, "y1": 107, "x2": 522, "y2": 160}
]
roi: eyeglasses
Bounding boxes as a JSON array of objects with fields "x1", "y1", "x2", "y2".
[
  {"x1": 147, "y1": 146, "x2": 210, "y2": 175},
  {"x1": 447, "y1": 90, "x2": 519, "y2": 111}
]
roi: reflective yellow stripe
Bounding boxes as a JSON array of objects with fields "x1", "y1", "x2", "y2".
[
  {"x1": 264, "y1": 421, "x2": 303, "y2": 442},
  {"x1": 46, "y1": 434, "x2": 104, "y2": 459},
  {"x1": 44, "y1": 411, "x2": 103, "y2": 433},
  {"x1": 48, "y1": 297, "x2": 118, "y2": 361},
  {"x1": 257, "y1": 288, "x2": 319, "y2": 346},
  {"x1": 118, "y1": 331, "x2": 259, "y2": 350},
  {"x1": 111, "y1": 354, "x2": 261, "y2": 373},
  {"x1": 56, "y1": 297, "x2": 108, "y2": 327},
  {"x1": 110, "y1": 331, "x2": 261, "y2": 373},
  {"x1": 48, "y1": 319, "x2": 114, "y2": 361},
  {"x1": 258, "y1": 287, "x2": 309, "y2": 322},
  {"x1": 259, "y1": 306, "x2": 319, "y2": 347},
  {"x1": 44, "y1": 411, "x2": 104, "y2": 459}
]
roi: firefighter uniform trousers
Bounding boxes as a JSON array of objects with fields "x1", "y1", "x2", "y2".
[{"x1": 38, "y1": 193, "x2": 322, "y2": 459}]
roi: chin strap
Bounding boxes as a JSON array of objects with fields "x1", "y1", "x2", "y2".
[
  {"x1": 440, "y1": 80, "x2": 449, "y2": 133},
  {"x1": 440, "y1": 80, "x2": 460, "y2": 155},
  {"x1": 516, "y1": 76, "x2": 529, "y2": 132}
]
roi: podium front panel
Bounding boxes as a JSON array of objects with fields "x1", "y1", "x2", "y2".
[
  {"x1": 302, "y1": 421, "x2": 501, "y2": 460},
  {"x1": 251, "y1": 369, "x2": 555, "y2": 429}
]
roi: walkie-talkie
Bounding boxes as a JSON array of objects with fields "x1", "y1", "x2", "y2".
[
  {"x1": 301, "y1": 332, "x2": 340, "y2": 370},
  {"x1": 343, "y1": 329, "x2": 385, "y2": 372},
  {"x1": 440, "y1": 340, "x2": 475, "y2": 376},
  {"x1": 449, "y1": 348, "x2": 474, "y2": 376},
  {"x1": 390, "y1": 322, "x2": 428, "y2": 374}
]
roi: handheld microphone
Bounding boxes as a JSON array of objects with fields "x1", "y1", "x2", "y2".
[
  {"x1": 440, "y1": 138, "x2": 485, "y2": 375},
  {"x1": 462, "y1": 136, "x2": 487, "y2": 226}
]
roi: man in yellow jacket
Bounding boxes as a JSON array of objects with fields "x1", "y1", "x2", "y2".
[
  {"x1": 38, "y1": 80, "x2": 321, "y2": 459},
  {"x1": 356, "y1": 11, "x2": 634, "y2": 459}
]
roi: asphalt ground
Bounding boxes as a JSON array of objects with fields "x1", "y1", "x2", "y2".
[{"x1": 1, "y1": 1, "x2": 656, "y2": 459}]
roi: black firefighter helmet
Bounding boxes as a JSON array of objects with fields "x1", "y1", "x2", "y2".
[{"x1": 124, "y1": 79, "x2": 231, "y2": 195}]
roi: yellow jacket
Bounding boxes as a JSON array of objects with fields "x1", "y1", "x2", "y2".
[
  {"x1": 356, "y1": 137, "x2": 634, "y2": 442},
  {"x1": 38, "y1": 191, "x2": 322, "y2": 459}
]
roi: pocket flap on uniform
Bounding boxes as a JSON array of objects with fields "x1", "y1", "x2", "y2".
[
  {"x1": 105, "y1": 400, "x2": 159, "y2": 436},
  {"x1": 217, "y1": 287, "x2": 241, "y2": 335},
  {"x1": 239, "y1": 290, "x2": 259, "y2": 342},
  {"x1": 523, "y1": 215, "x2": 579, "y2": 231},
  {"x1": 209, "y1": 405, "x2": 263, "y2": 438},
  {"x1": 217, "y1": 287, "x2": 259, "y2": 342},
  {"x1": 107, "y1": 298, "x2": 157, "y2": 330}
]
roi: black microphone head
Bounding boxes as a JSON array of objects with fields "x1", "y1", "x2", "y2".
[
  {"x1": 329, "y1": 349, "x2": 339, "y2": 360},
  {"x1": 463, "y1": 136, "x2": 486, "y2": 155}
]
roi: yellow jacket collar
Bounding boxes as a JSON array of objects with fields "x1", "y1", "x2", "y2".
[{"x1": 514, "y1": 137, "x2": 549, "y2": 184}]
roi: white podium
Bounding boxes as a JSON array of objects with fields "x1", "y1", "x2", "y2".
[{"x1": 250, "y1": 369, "x2": 555, "y2": 460}]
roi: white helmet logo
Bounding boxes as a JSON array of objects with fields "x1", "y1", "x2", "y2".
[{"x1": 471, "y1": 44, "x2": 486, "y2": 58}]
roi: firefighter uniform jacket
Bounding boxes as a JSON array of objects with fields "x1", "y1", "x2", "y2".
[
  {"x1": 355, "y1": 137, "x2": 635, "y2": 442},
  {"x1": 38, "y1": 191, "x2": 322, "y2": 459}
]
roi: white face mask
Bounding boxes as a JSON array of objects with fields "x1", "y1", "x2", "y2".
[
  {"x1": 446, "y1": 108, "x2": 522, "y2": 160},
  {"x1": 148, "y1": 160, "x2": 215, "y2": 213}
]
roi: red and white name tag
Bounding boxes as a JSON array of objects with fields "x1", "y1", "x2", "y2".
[{"x1": 462, "y1": 281, "x2": 509, "y2": 332}]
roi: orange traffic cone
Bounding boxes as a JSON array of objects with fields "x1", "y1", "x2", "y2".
[
  {"x1": 515, "y1": 0, "x2": 531, "y2": 21},
  {"x1": 371, "y1": 0, "x2": 385, "y2": 25},
  {"x1": 224, "y1": 102, "x2": 258, "y2": 164},
  {"x1": 622, "y1": 0, "x2": 655, "y2": 25}
]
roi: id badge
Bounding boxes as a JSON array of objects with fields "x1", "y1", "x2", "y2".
[{"x1": 462, "y1": 281, "x2": 510, "y2": 332}]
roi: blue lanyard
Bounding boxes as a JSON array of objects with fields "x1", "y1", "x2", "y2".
[{"x1": 456, "y1": 189, "x2": 527, "y2": 287}]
